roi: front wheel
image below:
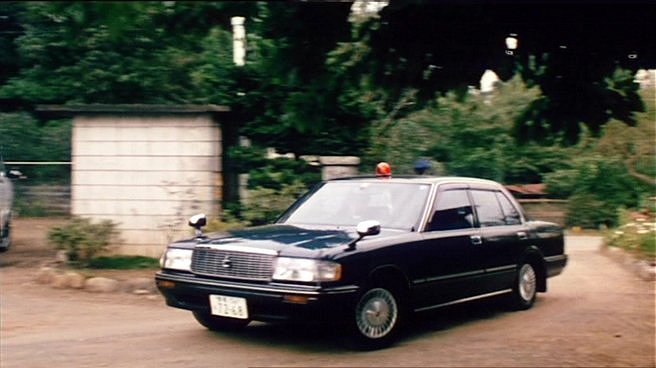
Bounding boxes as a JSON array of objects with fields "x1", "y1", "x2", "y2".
[
  {"x1": 511, "y1": 263, "x2": 537, "y2": 310},
  {"x1": 349, "y1": 286, "x2": 403, "y2": 350},
  {"x1": 192, "y1": 312, "x2": 250, "y2": 332}
]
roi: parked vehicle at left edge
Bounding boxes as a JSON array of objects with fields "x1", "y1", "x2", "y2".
[{"x1": 0, "y1": 159, "x2": 22, "y2": 252}]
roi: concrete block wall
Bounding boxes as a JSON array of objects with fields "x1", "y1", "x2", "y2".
[{"x1": 71, "y1": 115, "x2": 222, "y2": 257}]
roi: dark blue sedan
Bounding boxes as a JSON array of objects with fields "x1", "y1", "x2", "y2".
[{"x1": 156, "y1": 176, "x2": 567, "y2": 349}]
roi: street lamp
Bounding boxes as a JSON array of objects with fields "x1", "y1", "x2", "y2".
[{"x1": 505, "y1": 33, "x2": 518, "y2": 55}]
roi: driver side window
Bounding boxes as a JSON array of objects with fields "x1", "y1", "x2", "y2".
[{"x1": 427, "y1": 189, "x2": 474, "y2": 231}]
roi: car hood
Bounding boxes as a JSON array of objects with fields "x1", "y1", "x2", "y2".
[{"x1": 175, "y1": 224, "x2": 402, "y2": 257}]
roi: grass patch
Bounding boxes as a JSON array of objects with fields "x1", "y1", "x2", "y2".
[{"x1": 87, "y1": 256, "x2": 160, "y2": 270}]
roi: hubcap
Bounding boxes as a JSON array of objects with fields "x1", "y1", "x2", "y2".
[
  {"x1": 519, "y1": 264, "x2": 536, "y2": 301},
  {"x1": 356, "y1": 288, "x2": 398, "y2": 339}
]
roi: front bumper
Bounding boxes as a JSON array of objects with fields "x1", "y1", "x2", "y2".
[{"x1": 155, "y1": 271, "x2": 359, "y2": 323}]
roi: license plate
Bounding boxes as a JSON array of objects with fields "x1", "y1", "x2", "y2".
[{"x1": 209, "y1": 295, "x2": 248, "y2": 319}]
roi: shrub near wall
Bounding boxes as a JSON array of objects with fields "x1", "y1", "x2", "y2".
[
  {"x1": 48, "y1": 217, "x2": 119, "y2": 267},
  {"x1": 546, "y1": 155, "x2": 647, "y2": 228}
]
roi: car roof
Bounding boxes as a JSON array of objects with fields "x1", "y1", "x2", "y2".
[{"x1": 328, "y1": 175, "x2": 501, "y2": 186}]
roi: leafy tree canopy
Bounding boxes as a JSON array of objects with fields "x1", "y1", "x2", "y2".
[
  {"x1": 1, "y1": 0, "x2": 654, "y2": 153},
  {"x1": 353, "y1": 0, "x2": 656, "y2": 142}
]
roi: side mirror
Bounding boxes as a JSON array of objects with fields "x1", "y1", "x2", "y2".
[
  {"x1": 7, "y1": 170, "x2": 24, "y2": 179},
  {"x1": 188, "y1": 213, "x2": 207, "y2": 237},
  {"x1": 356, "y1": 220, "x2": 381, "y2": 237},
  {"x1": 348, "y1": 220, "x2": 381, "y2": 251}
]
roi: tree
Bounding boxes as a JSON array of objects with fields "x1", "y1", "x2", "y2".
[
  {"x1": 240, "y1": 2, "x2": 371, "y2": 157},
  {"x1": 366, "y1": 76, "x2": 572, "y2": 183},
  {"x1": 0, "y1": 1, "x2": 259, "y2": 107},
  {"x1": 595, "y1": 86, "x2": 656, "y2": 186},
  {"x1": 348, "y1": 0, "x2": 656, "y2": 143},
  {"x1": 0, "y1": 2, "x2": 23, "y2": 89}
]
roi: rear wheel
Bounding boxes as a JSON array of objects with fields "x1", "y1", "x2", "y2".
[
  {"x1": 349, "y1": 285, "x2": 403, "y2": 350},
  {"x1": 192, "y1": 312, "x2": 250, "y2": 332},
  {"x1": 511, "y1": 263, "x2": 537, "y2": 310}
]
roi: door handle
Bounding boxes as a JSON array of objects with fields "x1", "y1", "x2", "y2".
[
  {"x1": 470, "y1": 235, "x2": 482, "y2": 245},
  {"x1": 517, "y1": 231, "x2": 528, "y2": 240}
]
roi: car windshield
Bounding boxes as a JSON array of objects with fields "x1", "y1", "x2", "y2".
[{"x1": 281, "y1": 181, "x2": 431, "y2": 230}]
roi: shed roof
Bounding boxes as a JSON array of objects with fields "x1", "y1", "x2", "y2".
[{"x1": 36, "y1": 104, "x2": 230, "y2": 117}]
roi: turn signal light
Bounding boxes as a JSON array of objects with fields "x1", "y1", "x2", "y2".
[
  {"x1": 283, "y1": 295, "x2": 310, "y2": 304},
  {"x1": 157, "y1": 280, "x2": 176, "y2": 289}
]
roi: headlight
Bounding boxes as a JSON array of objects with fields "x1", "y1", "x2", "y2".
[
  {"x1": 162, "y1": 248, "x2": 193, "y2": 271},
  {"x1": 273, "y1": 257, "x2": 342, "y2": 282}
]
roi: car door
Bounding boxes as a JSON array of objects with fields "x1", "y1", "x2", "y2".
[
  {"x1": 409, "y1": 185, "x2": 486, "y2": 308},
  {"x1": 469, "y1": 188, "x2": 529, "y2": 293}
]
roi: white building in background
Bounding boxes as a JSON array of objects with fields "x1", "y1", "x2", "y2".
[{"x1": 37, "y1": 104, "x2": 232, "y2": 257}]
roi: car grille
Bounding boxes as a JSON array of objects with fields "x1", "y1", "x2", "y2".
[{"x1": 191, "y1": 247, "x2": 275, "y2": 281}]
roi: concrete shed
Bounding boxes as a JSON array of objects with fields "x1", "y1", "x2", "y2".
[{"x1": 37, "y1": 104, "x2": 235, "y2": 257}]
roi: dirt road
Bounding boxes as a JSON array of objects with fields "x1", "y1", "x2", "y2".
[{"x1": 1, "y1": 219, "x2": 654, "y2": 367}]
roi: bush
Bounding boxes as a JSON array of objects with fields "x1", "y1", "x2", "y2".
[
  {"x1": 246, "y1": 157, "x2": 320, "y2": 191},
  {"x1": 543, "y1": 169, "x2": 579, "y2": 199},
  {"x1": 565, "y1": 193, "x2": 617, "y2": 229},
  {"x1": 242, "y1": 181, "x2": 308, "y2": 226},
  {"x1": 552, "y1": 154, "x2": 647, "y2": 228},
  {"x1": 48, "y1": 217, "x2": 120, "y2": 267},
  {"x1": 606, "y1": 208, "x2": 656, "y2": 261}
]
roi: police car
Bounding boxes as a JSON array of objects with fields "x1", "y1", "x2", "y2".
[{"x1": 156, "y1": 163, "x2": 567, "y2": 349}]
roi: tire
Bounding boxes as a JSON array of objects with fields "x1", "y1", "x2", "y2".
[
  {"x1": 511, "y1": 263, "x2": 537, "y2": 310},
  {"x1": 349, "y1": 285, "x2": 403, "y2": 350},
  {"x1": 192, "y1": 311, "x2": 250, "y2": 332}
]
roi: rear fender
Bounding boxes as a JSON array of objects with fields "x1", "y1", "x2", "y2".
[{"x1": 518, "y1": 246, "x2": 547, "y2": 292}]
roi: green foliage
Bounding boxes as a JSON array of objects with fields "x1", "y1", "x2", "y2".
[
  {"x1": 241, "y1": 2, "x2": 371, "y2": 156},
  {"x1": 47, "y1": 217, "x2": 120, "y2": 267},
  {"x1": 87, "y1": 255, "x2": 159, "y2": 270},
  {"x1": 0, "y1": 112, "x2": 71, "y2": 183},
  {"x1": 246, "y1": 157, "x2": 320, "y2": 191},
  {"x1": 366, "y1": 76, "x2": 570, "y2": 183},
  {"x1": 517, "y1": 60, "x2": 644, "y2": 143},
  {"x1": 2, "y1": 1, "x2": 653, "y2": 238},
  {"x1": 595, "y1": 87, "x2": 656, "y2": 184},
  {"x1": 550, "y1": 155, "x2": 648, "y2": 228},
  {"x1": 13, "y1": 194, "x2": 48, "y2": 217},
  {"x1": 546, "y1": 87, "x2": 655, "y2": 228},
  {"x1": 241, "y1": 181, "x2": 308, "y2": 226},
  {"x1": 203, "y1": 216, "x2": 247, "y2": 233},
  {"x1": 359, "y1": 3, "x2": 651, "y2": 144},
  {"x1": 0, "y1": 2, "x2": 257, "y2": 105},
  {"x1": 606, "y1": 208, "x2": 656, "y2": 261},
  {"x1": 543, "y1": 169, "x2": 578, "y2": 199},
  {"x1": 565, "y1": 193, "x2": 618, "y2": 229},
  {"x1": 226, "y1": 145, "x2": 320, "y2": 225}
]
